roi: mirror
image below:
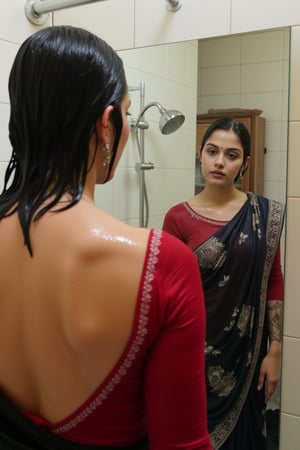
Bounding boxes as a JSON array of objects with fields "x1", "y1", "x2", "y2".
[{"x1": 116, "y1": 27, "x2": 290, "y2": 450}]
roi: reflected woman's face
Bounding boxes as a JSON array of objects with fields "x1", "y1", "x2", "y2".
[{"x1": 200, "y1": 129, "x2": 248, "y2": 187}]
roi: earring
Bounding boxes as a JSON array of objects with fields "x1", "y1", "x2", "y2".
[{"x1": 103, "y1": 143, "x2": 111, "y2": 167}]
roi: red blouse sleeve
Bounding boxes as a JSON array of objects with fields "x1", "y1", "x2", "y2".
[
  {"x1": 145, "y1": 231, "x2": 212, "y2": 450},
  {"x1": 267, "y1": 243, "x2": 284, "y2": 301}
]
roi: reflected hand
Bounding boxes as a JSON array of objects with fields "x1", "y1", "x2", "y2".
[{"x1": 257, "y1": 343, "x2": 281, "y2": 403}]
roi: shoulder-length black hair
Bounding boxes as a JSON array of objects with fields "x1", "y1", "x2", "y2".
[
  {"x1": 0, "y1": 25, "x2": 127, "y2": 255},
  {"x1": 200, "y1": 117, "x2": 251, "y2": 162}
]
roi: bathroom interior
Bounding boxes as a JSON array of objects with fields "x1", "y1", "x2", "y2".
[
  {"x1": 0, "y1": 1, "x2": 300, "y2": 449},
  {"x1": 119, "y1": 29, "x2": 289, "y2": 450}
]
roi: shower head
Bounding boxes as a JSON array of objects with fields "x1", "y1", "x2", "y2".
[
  {"x1": 133, "y1": 101, "x2": 185, "y2": 135},
  {"x1": 158, "y1": 107, "x2": 185, "y2": 135}
]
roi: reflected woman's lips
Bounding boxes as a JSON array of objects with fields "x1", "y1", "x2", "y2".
[{"x1": 211, "y1": 171, "x2": 225, "y2": 176}]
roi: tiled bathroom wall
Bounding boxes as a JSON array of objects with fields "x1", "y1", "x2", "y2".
[
  {"x1": 197, "y1": 28, "x2": 290, "y2": 204},
  {"x1": 280, "y1": 25, "x2": 300, "y2": 450},
  {"x1": 93, "y1": 40, "x2": 198, "y2": 229}
]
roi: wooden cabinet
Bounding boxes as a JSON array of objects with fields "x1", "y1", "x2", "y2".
[{"x1": 196, "y1": 109, "x2": 265, "y2": 194}]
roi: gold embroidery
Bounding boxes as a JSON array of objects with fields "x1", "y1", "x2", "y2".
[{"x1": 207, "y1": 365, "x2": 236, "y2": 397}]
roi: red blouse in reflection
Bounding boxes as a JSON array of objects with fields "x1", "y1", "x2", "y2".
[{"x1": 162, "y1": 202, "x2": 284, "y2": 301}]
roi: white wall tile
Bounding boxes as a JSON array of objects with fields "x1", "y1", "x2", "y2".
[
  {"x1": 241, "y1": 29, "x2": 289, "y2": 63},
  {"x1": 264, "y1": 151, "x2": 281, "y2": 182},
  {"x1": 264, "y1": 121, "x2": 282, "y2": 153},
  {"x1": 281, "y1": 337, "x2": 300, "y2": 415},
  {"x1": 0, "y1": 0, "x2": 52, "y2": 44},
  {"x1": 0, "y1": 40, "x2": 20, "y2": 103},
  {"x1": 280, "y1": 412, "x2": 300, "y2": 450},
  {"x1": 240, "y1": 92, "x2": 284, "y2": 121},
  {"x1": 289, "y1": 26, "x2": 300, "y2": 121},
  {"x1": 287, "y1": 122, "x2": 300, "y2": 197},
  {"x1": 263, "y1": 181, "x2": 281, "y2": 202},
  {"x1": 111, "y1": 166, "x2": 139, "y2": 221},
  {"x1": 147, "y1": 167, "x2": 194, "y2": 217},
  {"x1": 241, "y1": 62, "x2": 284, "y2": 93},
  {"x1": 198, "y1": 95, "x2": 241, "y2": 114},
  {"x1": 198, "y1": 35, "x2": 241, "y2": 67},
  {"x1": 54, "y1": 0, "x2": 134, "y2": 50},
  {"x1": 0, "y1": 103, "x2": 11, "y2": 161},
  {"x1": 94, "y1": 181, "x2": 113, "y2": 215},
  {"x1": 135, "y1": 0, "x2": 231, "y2": 47},
  {"x1": 282, "y1": 198, "x2": 300, "y2": 338},
  {"x1": 231, "y1": 0, "x2": 300, "y2": 34},
  {"x1": 199, "y1": 66, "x2": 241, "y2": 96},
  {"x1": 0, "y1": 162, "x2": 7, "y2": 192}
]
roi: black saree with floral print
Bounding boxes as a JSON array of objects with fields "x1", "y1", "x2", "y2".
[{"x1": 193, "y1": 193, "x2": 285, "y2": 450}]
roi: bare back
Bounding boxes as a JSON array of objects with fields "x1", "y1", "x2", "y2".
[{"x1": 0, "y1": 199, "x2": 150, "y2": 423}]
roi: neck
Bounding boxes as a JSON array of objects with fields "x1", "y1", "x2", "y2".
[{"x1": 199, "y1": 185, "x2": 243, "y2": 206}]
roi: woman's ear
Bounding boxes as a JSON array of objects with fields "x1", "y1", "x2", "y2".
[
  {"x1": 196, "y1": 148, "x2": 202, "y2": 162},
  {"x1": 95, "y1": 105, "x2": 114, "y2": 144},
  {"x1": 242, "y1": 156, "x2": 251, "y2": 175}
]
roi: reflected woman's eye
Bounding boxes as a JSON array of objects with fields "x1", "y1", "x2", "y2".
[
  {"x1": 206, "y1": 148, "x2": 217, "y2": 156},
  {"x1": 227, "y1": 152, "x2": 240, "y2": 160}
]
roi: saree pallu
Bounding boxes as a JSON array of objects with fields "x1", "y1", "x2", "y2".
[
  {"x1": 193, "y1": 193, "x2": 285, "y2": 450},
  {"x1": 0, "y1": 390, "x2": 148, "y2": 450}
]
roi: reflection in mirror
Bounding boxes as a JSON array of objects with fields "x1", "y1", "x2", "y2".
[
  {"x1": 117, "y1": 40, "x2": 198, "y2": 229},
  {"x1": 195, "y1": 29, "x2": 289, "y2": 450},
  {"x1": 196, "y1": 29, "x2": 289, "y2": 206},
  {"x1": 117, "y1": 28, "x2": 290, "y2": 450}
]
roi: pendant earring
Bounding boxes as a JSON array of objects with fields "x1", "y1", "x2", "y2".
[{"x1": 103, "y1": 143, "x2": 111, "y2": 167}]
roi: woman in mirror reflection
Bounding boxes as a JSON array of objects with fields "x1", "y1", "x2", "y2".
[
  {"x1": 163, "y1": 118, "x2": 285, "y2": 450},
  {"x1": 0, "y1": 26, "x2": 212, "y2": 449}
]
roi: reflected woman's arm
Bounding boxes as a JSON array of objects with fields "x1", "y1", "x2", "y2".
[{"x1": 258, "y1": 300, "x2": 283, "y2": 403}]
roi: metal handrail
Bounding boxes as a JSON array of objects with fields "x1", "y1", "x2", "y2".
[{"x1": 25, "y1": 0, "x2": 108, "y2": 25}]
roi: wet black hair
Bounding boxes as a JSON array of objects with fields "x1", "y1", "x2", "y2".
[{"x1": 0, "y1": 25, "x2": 127, "y2": 255}]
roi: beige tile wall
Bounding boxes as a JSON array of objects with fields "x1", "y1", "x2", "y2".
[
  {"x1": 197, "y1": 29, "x2": 289, "y2": 204},
  {"x1": 280, "y1": 25, "x2": 300, "y2": 450},
  {"x1": 1, "y1": 1, "x2": 300, "y2": 449},
  {"x1": 94, "y1": 40, "x2": 198, "y2": 228}
]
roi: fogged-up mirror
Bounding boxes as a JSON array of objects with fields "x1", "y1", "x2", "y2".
[{"x1": 117, "y1": 27, "x2": 290, "y2": 450}]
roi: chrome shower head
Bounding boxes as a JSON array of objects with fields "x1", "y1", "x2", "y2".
[
  {"x1": 133, "y1": 101, "x2": 185, "y2": 135},
  {"x1": 158, "y1": 107, "x2": 185, "y2": 135}
]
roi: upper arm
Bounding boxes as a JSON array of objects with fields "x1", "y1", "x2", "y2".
[
  {"x1": 144, "y1": 238, "x2": 211, "y2": 449},
  {"x1": 267, "y1": 243, "x2": 284, "y2": 301}
]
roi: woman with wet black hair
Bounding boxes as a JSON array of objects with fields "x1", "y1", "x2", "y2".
[{"x1": 0, "y1": 26, "x2": 211, "y2": 450}]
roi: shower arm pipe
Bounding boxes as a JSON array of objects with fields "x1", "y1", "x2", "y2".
[
  {"x1": 133, "y1": 102, "x2": 164, "y2": 130},
  {"x1": 138, "y1": 82, "x2": 146, "y2": 228},
  {"x1": 25, "y1": 0, "x2": 108, "y2": 25}
]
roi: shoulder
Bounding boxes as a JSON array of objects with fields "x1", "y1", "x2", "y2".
[
  {"x1": 248, "y1": 192, "x2": 285, "y2": 213},
  {"x1": 164, "y1": 202, "x2": 186, "y2": 216},
  {"x1": 152, "y1": 229, "x2": 199, "y2": 279}
]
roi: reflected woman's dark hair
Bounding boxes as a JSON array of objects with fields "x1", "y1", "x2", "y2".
[
  {"x1": 0, "y1": 25, "x2": 127, "y2": 255},
  {"x1": 200, "y1": 117, "x2": 251, "y2": 162}
]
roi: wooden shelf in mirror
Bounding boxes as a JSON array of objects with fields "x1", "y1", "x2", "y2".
[{"x1": 196, "y1": 109, "x2": 265, "y2": 195}]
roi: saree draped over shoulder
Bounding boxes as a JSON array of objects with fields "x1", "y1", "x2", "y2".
[{"x1": 193, "y1": 193, "x2": 285, "y2": 450}]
